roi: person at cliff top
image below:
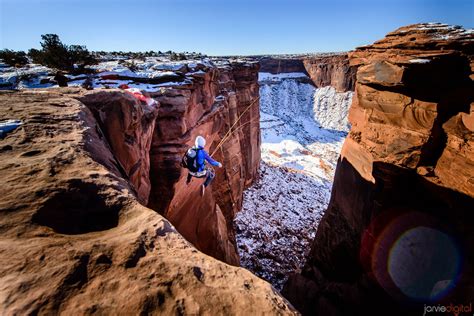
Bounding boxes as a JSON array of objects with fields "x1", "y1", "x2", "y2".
[
  {"x1": 182, "y1": 136, "x2": 222, "y2": 196},
  {"x1": 118, "y1": 84, "x2": 157, "y2": 107}
]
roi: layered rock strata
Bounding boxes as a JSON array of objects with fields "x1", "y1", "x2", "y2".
[
  {"x1": 257, "y1": 54, "x2": 357, "y2": 93},
  {"x1": 258, "y1": 57, "x2": 308, "y2": 74},
  {"x1": 283, "y1": 23, "x2": 474, "y2": 315},
  {"x1": 303, "y1": 53, "x2": 357, "y2": 92}
]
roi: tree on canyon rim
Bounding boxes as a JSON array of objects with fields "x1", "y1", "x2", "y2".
[{"x1": 28, "y1": 34, "x2": 97, "y2": 73}]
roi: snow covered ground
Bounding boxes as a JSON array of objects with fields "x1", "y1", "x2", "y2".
[
  {"x1": 235, "y1": 72, "x2": 353, "y2": 290},
  {"x1": 0, "y1": 57, "x2": 251, "y2": 91}
]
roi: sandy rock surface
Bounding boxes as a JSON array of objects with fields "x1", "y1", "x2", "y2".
[{"x1": 0, "y1": 89, "x2": 297, "y2": 315}]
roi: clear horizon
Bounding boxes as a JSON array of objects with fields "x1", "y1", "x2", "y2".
[{"x1": 1, "y1": 0, "x2": 473, "y2": 56}]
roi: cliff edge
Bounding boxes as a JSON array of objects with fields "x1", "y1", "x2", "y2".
[{"x1": 283, "y1": 23, "x2": 474, "y2": 315}]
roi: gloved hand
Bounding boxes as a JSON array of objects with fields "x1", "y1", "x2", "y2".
[{"x1": 217, "y1": 162, "x2": 223, "y2": 168}]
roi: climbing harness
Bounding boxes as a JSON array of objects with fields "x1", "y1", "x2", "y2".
[{"x1": 210, "y1": 97, "x2": 260, "y2": 157}]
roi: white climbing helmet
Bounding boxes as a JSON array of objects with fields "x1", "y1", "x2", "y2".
[{"x1": 195, "y1": 135, "x2": 206, "y2": 148}]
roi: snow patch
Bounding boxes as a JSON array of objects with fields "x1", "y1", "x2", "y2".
[{"x1": 409, "y1": 59, "x2": 431, "y2": 64}]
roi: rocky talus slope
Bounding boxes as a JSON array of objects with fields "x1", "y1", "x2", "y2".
[
  {"x1": 283, "y1": 23, "x2": 474, "y2": 315},
  {"x1": 0, "y1": 62, "x2": 295, "y2": 314}
]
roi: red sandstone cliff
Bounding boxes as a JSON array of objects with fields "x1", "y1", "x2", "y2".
[
  {"x1": 146, "y1": 60, "x2": 260, "y2": 265},
  {"x1": 258, "y1": 57, "x2": 308, "y2": 74},
  {"x1": 283, "y1": 23, "x2": 474, "y2": 315},
  {"x1": 76, "y1": 91, "x2": 159, "y2": 205},
  {"x1": 303, "y1": 53, "x2": 357, "y2": 92},
  {"x1": 0, "y1": 87, "x2": 294, "y2": 314},
  {"x1": 257, "y1": 54, "x2": 357, "y2": 93}
]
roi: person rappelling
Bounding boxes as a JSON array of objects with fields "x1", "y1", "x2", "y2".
[{"x1": 182, "y1": 136, "x2": 222, "y2": 196}]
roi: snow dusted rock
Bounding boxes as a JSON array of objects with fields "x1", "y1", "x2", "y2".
[
  {"x1": 313, "y1": 86, "x2": 353, "y2": 132},
  {"x1": 283, "y1": 23, "x2": 474, "y2": 316},
  {"x1": 0, "y1": 64, "x2": 53, "y2": 89},
  {"x1": 235, "y1": 162, "x2": 329, "y2": 290},
  {"x1": 259, "y1": 72, "x2": 353, "y2": 135},
  {"x1": 0, "y1": 58, "x2": 220, "y2": 92},
  {"x1": 259, "y1": 73, "x2": 315, "y2": 119}
]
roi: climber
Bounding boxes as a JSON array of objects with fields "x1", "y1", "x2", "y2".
[{"x1": 182, "y1": 135, "x2": 222, "y2": 196}]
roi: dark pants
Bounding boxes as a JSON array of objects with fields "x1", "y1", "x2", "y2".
[{"x1": 187, "y1": 168, "x2": 215, "y2": 187}]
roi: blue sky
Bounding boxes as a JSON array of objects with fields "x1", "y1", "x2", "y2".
[{"x1": 0, "y1": 0, "x2": 472, "y2": 55}]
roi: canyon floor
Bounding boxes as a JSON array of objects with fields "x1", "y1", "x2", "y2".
[{"x1": 235, "y1": 72, "x2": 352, "y2": 290}]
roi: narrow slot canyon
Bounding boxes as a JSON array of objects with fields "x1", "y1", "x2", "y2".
[
  {"x1": 73, "y1": 54, "x2": 356, "y2": 292},
  {"x1": 235, "y1": 56, "x2": 355, "y2": 290}
]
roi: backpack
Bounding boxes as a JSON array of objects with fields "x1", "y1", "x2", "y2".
[{"x1": 181, "y1": 147, "x2": 202, "y2": 172}]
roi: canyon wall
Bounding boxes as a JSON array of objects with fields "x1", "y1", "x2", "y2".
[
  {"x1": 147, "y1": 60, "x2": 260, "y2": 265},
  {"x1": 258, "y1": 54, "x2": 355, "y2": 132},
  {"x1": 283, "y1": 23, "x2": 474, "y2": 315},
  {"x1": 258, "y1": 57, "x2": 308, "y2": 74},
  {"x1": 0, "y1": 88, "x2": 294, "y2": 314},
  {"x1": 303, "y1": 53, "x2": 357, "y2": 92},
  {"x1": 258, "y1": 54, "x2": 357, "y2": 93},
  {"x1": 302, "y1": 54, "x2": 356, "y2": 132},
  {"x1": 76, "y1": 91, "x2": 159, "y2": 205}
]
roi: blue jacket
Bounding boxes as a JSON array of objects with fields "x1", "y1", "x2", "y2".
[{"x1": 196, "y1": 146, "x2": 220, "y2": 171}]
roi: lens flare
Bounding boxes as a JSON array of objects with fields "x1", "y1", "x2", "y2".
[
  {"x1": 361, "y1": 210, "x2": 462, "y2": 303},
  {"x1": 388, "y1": 226, "x2": 461, "y2": 301}
]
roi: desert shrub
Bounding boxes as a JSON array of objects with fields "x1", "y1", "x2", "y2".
[
  {"x1": 27, "y1": 34, "x2": 97, "y2": 72},
  {"x1": 170, "y1": 52, "x2": 187, "y2": 61},
  {"x1": 68, "y1": 45, "x2": 98, "y2": 71},
  {"x1": 28, "y1": 48, "x2": 43, "y2": 64},
  {"x1": 122, "y1": 60, "x2": 138, "y2": 72},
  {"x1": 0, "y1": 49, "x2": 29, "y2": 67}
]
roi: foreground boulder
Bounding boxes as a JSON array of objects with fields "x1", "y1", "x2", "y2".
[
  {"x1": 0, "y1": 89, "x2": 295, "y2": 314},
  {"x1": 283, "y1": 23, "x2": 474, "y2": 315}
]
